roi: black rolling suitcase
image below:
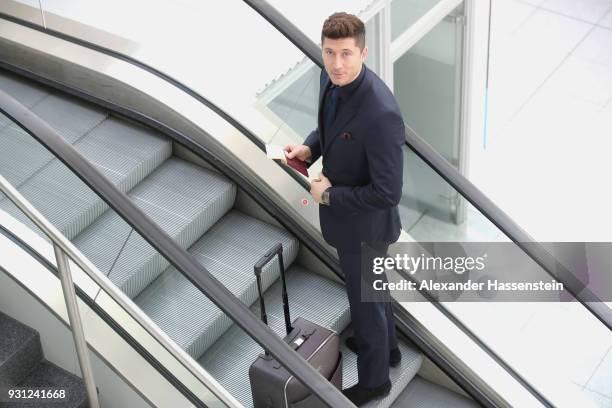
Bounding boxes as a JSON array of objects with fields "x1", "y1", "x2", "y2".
[{"x1": 249, "y1": 243, "x2": 342, "y2": 408}]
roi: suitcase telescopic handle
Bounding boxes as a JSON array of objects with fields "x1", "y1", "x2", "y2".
[{"x1": 254, "y1": 243, "x2": 293, "y2": 339}]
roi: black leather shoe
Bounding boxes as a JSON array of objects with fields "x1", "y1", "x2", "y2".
[
  {"x1": 390, "y1": 348, "x2": 402, "y2": 367},
  {"x1": 342, "y1": 381, "x2": 392, "y2": 406},
  {"x1": 345, "y1": 336, "x2": 402, "y2": 367}
]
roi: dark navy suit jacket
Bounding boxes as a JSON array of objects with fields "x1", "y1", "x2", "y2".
[{"x1": 304, "y1": 66, "x2": 405, "y2": 251}]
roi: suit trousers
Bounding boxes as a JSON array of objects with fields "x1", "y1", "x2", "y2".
[{"x1": 337, "y1": 243, "x2": 398, "y2": 388}]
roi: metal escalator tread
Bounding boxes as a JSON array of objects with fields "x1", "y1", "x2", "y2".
[
  {"x1": 75, "y1": 116, "x2": 173, "y2": 192},
  {"x1": 30, "y1": 93, "x2": 106, "y2": 144},
  {"x1": 391, "y1": 375, "x2": 479, "y2": 408},
  {"x1": 341, "y1": 331, "x2": 423, "y2": 408},
  {"x1": 197, "y1": 266, "x2": 350, "y2": 408},
  {"x1": 0, "y1": 116, "x2": 172, "y2": 240},
  {"x1": 0, "y1": 75, "x2": 105, "y2": 190},
  {"x1": 73, "y1": 157, "x2": 236, "y2": 299},
  {"x1": 135, "y1": 210, "x2": 299, "y2": 359},
  {"x1": 0, "y1": 70, "x2": 48, "y2": 128},
  {"x1": 0, "y1": 72, "x2": 105, "y2": 189},
  {"x1": 0, "y1": 122, "x2": 57, "y2": 188}
]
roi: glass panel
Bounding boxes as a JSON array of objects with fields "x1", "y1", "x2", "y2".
[
  {"x1": 472, "y1": 0, "x2": 612, "y2": 243},
  {"x1": 257, "y1": 8, "x2": 386, "y2": 147},
  {"x1": 391, "y1": 0, "x2": 446, "y2": 41},
  {"x1": 261, "y1": 60, "x2": 320, "y2": 146},
  {"x1": 399, "y1": 145, "x2": 498, "y2": 240},
  {"x1": 394, "y1": 5, "x2": 465, "y2": 223},
  {"x1": 264, "y1": 0, "x2": 376, "y2": 43}
]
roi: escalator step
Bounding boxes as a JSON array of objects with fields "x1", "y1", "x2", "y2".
[
  {"x1": 73, "y1": 116, "x2": 173, "y2": 193},
  {"x1": 391, "y1": 375, "x2": 479, "y2": 408},
  {"x1": 341, "y1": 331, "x2": 423, "y2": 408},
  {"x1": 0, "y1": 116, "x2": 172, "y2": 240},
  {"x1": 0, "y1": 85, "x2": 106, "y2": 189},
  {"x1": 135, "y1": 210, "x2": 298, "y2": 359},
  {"x1": 0, "y1": 123, "x2": 56, "y2": 188},
  {"x1": 30, "y1": 93, "x2": 106, "y2": 144},
  {"x1": 0, "y1": 71, "x2": 48, "y2": 128},
  {"x1": 74, "y1": 157, "x2": 236, "y2": 299}
]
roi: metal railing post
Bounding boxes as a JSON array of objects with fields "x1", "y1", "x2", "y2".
[{"x1": 53, "y1": 244, "x2": 100, "y2": 408}]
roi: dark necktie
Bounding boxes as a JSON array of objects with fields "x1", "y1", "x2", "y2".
[{"x1": 323, "y1": 85, "x2": 339, "y2": 139}]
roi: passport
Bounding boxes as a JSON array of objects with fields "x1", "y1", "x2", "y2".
[
  {"x1": 284, "y1": 156, "x2": 309, "y2": 177},
  {"x1": 265, "y1": 144, "x2": 309, "y2": 177}
]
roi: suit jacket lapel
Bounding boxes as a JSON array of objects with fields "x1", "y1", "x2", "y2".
[
  {"x1": 317, "y1": 75, "x2": 330, "y2": 148},
  {"x1": 318, "y1": 75, "x2": 329, "y2": 111}
]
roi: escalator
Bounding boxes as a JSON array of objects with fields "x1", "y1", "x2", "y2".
[
  {"x1": 3, "y1": 1, "x2": 609, "y2": 407},
  {"x1": 0, "y1": 68, "x2": 478, "y2": 407}
]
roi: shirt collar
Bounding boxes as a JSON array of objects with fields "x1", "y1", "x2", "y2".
[{"x1": 332, "y1": 64, "x2": 366, "y2": 100}]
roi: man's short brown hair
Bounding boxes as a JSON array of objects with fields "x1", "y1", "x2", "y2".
[{"x1": 321, "y1": 12, "x2": 366, "y2": 50}]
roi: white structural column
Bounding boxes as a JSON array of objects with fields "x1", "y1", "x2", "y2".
[{"x1": 378, "y1": 0, "x2": 393, "y2": 89}]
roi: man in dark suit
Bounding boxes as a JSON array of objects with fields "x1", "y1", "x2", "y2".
[{"x1": 284, "y1": 12, "x2": 405, "y2": 406}]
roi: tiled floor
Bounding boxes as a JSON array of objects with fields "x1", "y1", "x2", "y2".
[
  {"x1": 584, "y1": 389, "x2": 612, "y2": 408},
  {"x1": 469, "y1": 0, "x2": 612, "y2": 242},
  {"x1": 586, "y1": 344, "x2": 612, "y2": 405},
  {"x1": 494, "y1": 0, "x2": 612, "y2": 405},
  {"x1": 602, "y1": 7, "x2": 612, "y2": 28}
]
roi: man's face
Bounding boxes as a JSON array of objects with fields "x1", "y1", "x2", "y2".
[{"x1": 322, "y1": 37, "x2": 368, "y2": 87}]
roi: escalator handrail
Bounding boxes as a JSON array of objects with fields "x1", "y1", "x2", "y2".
[
  {"x1": 242, "y1": 0, "x2": 612, "y2": 331},
  {"x1": 0, "y1": 89, "x2": 354, "y2": 408}
]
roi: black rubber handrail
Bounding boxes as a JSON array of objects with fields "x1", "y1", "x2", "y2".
[{"x1": 0, "y1": 90, "x2": 353, "y2": 408}]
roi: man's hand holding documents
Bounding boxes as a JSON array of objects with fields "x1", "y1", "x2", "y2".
[{"x1": 266, "y1": 144, "x2": 309, "y2": 177}]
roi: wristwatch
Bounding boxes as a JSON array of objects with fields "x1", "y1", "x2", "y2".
[{"x1": 321, "y1": 188, "x2": 331, "y2": 206}]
